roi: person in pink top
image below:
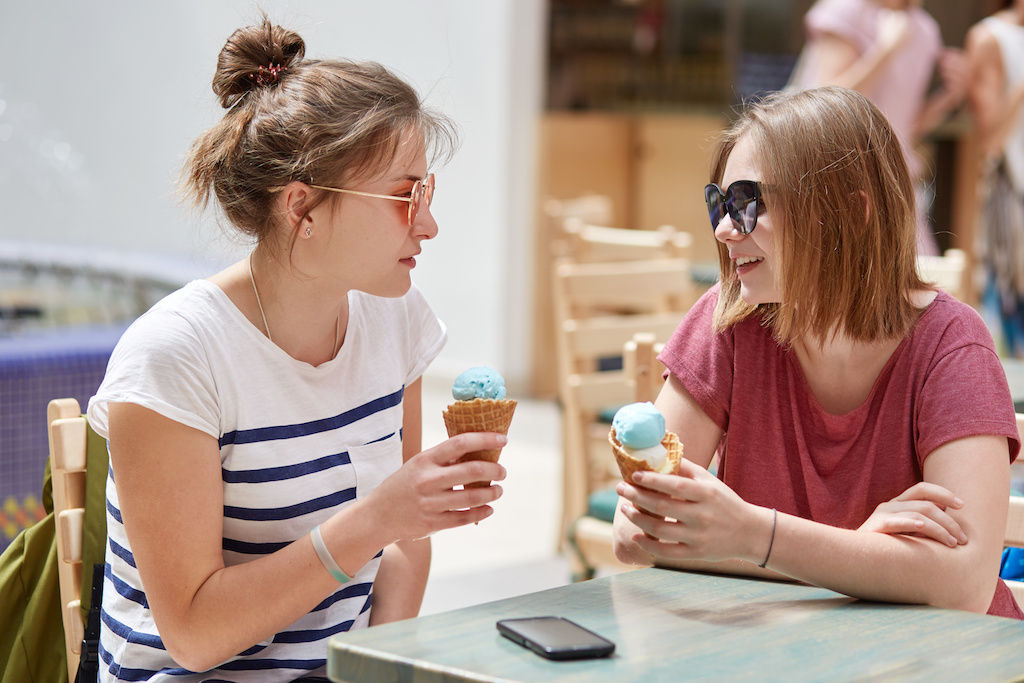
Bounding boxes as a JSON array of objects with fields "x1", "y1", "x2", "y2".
[
  {"x1": 788, "y1": 0, "x2": 968, "y2": 256},
  {"x1": 612, "y1": 86, "x2": 1023, "y2": 619}
]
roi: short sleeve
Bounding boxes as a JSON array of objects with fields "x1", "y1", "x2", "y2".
[
  {"x1": 915, "y1": 341, "x2": 1021, "y2": 466},
  {"x1": 805, "y1": 0, "x2": 874, "y2": 53},
  {"x1": 401, "y1": 284, "x2": 447, "y2": 385},
  {"x1": 656, "y1": 286, "x2": 734, "y2": 431},
  {"x1": 87, "y1": 309, "x2": 220, "y2": 440}
]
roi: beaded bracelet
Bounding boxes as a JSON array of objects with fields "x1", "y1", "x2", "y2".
[
  {"x1": 758, "y1": 508, "x2": 777, "y2": 569},
  {"x1": 310, "y1": 524, "x2": 351, "y2": 583}
]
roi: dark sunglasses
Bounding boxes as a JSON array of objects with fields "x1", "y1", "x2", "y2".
[{"x1": 704, "y1": 180, "x2": 763, "y2": 235}]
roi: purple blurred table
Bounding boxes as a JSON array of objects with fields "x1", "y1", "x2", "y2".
[{"x1": 0, "y1": 325, "x2": 124, "y2": 551}]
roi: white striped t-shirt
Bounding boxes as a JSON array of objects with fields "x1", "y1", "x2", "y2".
[{"x1": 87, "y1": 279, "x2": 445, "y2": 682}]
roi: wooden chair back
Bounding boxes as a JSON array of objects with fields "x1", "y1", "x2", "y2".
[
  {"x1": 47, "y1": 397, "x2": 87, "y2": 680},
  {"x1": 554, "y1": 258, "x2": 695, "y2": 544},
  {"x1": 917, "y1": 248, "x2": 967, "y2": 301},
  {"x1": 565, "y1": 332, "x2": 668, "y2": 580},
  {"x1": 554, "y1": 218, "x2": 693, "y2": 263}
]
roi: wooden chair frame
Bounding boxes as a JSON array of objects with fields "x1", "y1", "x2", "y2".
[
  {"x1": 566, "y1": 333, "x2": 666, "y2": 579},
  {"x1": 47, "y1": 397, "x2": 88, "y2": 680},
  {"x1": 554, "y1": 258, "x2": 696, "y2": 553}
]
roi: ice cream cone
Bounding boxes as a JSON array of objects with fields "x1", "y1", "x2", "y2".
[
  {"x1": 609, "y1": 427, "x2": 683, "y2": 482},
  {"x1": 443, "y1": 398, "x2": 517, "y2": 487}
]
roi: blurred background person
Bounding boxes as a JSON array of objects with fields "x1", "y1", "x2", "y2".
[
  {"x1": 788, "y1": 0, "x2": 968, "y2": 257},
  {"x1": 966, "y1": 0, "x2": 1024, "y2": 356}
]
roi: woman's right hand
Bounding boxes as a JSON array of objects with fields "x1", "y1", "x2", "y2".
[
  {"x1": 368, "y1": 432, "x2": 507, "y2": 543},
  {"x1": 858, "y1": 481, "x2": 967, "y2": 547}
]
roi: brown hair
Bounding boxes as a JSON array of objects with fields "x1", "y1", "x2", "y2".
[
  {"x1": 180, "y1": 15, "x2": 457, "y2": 249},
  {"x1": 711, "y1": 86, "x2": 927, "y2": 345}
]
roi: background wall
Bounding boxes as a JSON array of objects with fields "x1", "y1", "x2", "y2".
[{"x1": 0, "y1": 0, "x2": 545, "y2": 389}]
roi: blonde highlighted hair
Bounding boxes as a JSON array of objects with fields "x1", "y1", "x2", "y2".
[
  {"x1": 712, "y1": 86, "x2": 927, "y2": 345},
  {"x1": 180, "y1": 15, "x2": 457, "y2": 248}
]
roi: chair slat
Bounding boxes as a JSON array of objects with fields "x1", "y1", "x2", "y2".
[
  {"x1": 66, "y1": 600, "x2": 84, "y2": 655},
  {"x1": 51, "y1": 417, "x2": 88, "y2": 471},
  {"x1": 58, "y1": 508, "x2": 85, "y2": 563}
]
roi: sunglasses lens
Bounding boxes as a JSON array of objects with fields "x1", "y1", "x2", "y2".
[
  {"x1": 704, "y1": 184, "x2": 725, "y2": 230},
  {"x1": 408, "y1": 175, "x2": 436, "y2": 226},
  {"x1": 725, "y1": 181, "x2": 759, "y2": 235}
]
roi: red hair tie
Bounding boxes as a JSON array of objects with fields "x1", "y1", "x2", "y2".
[{"x1": 249, "y1": 62, "x2": 285, "y2": 87}]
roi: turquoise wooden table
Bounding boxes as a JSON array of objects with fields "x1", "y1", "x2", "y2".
[{"x1": 327, "y1": 568, "x2": 1024, "y2": 682}]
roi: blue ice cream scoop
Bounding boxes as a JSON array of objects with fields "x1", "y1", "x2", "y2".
[
  {"x1": 452, "y1": 366, "x2": 507, "y2": 400},
  {"x1": 612, "y1": 402, "x2": 665, "y2": 449}
]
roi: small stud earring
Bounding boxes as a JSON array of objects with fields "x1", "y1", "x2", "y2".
[{"x1": 304, "y1": 225, "x2": 312, "y2": 238}]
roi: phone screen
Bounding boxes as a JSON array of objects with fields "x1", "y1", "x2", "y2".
[{"x1": 496, "y1": 616, "x2": 615, "y2": 660}]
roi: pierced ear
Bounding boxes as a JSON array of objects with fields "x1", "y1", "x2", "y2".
[{"x1": 276, "y1": 181, "x2": 313, "y2": 232}]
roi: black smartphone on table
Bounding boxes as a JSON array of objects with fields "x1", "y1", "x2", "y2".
[{"x1": 496, "y1": 616, "x2": 616, "y2": 660}]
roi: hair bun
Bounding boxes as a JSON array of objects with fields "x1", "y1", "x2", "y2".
[{"x1": 212, "y1": 16, "x2": 305, "y2": 108}]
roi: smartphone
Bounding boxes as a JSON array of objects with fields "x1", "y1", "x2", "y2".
[{"x1": 496, "y1": 616, "x2": 615, "y2": 661}]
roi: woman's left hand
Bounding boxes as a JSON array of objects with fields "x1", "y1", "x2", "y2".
[
  {"x1": 858, "y1": 481, "x2": 967, "y2": 547},
  {"x1": 615, "y1": 458, "x2": 772, "y2": 564}
]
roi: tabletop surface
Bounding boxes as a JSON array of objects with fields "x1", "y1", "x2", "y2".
[{"x1": 327, "y1": 568, "x2": 1024, "y2": 682}]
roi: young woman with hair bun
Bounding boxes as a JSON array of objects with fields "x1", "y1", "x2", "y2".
[
  {"x1": 86, "y1": 16, "x2": 506, "y2": 680},
  {"x1": 612, "y1": 86, "x2": 1023, "y2": 620}
]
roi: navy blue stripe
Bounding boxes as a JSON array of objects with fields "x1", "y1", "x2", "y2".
[
  {"x1": 219, "y1": 387, "x2": 404, "y2": 446},
  {"x1": 224, "y1": 487, "x2": 357, "y2": 521},
  {"x1": 236, "y1": 642, "x2": 269, "y2": 657},
  {"x1": 222, "y1": 451, "x2": 352, "y2": 483},
  {"x1": 218, "y1": 656, "x2": 326, "y2": 672},
  {"x1": 366, "y1": 430, "x2": 397, "y2": 445},
  {"x1": 108, "y1": 538, "x2": 136, "y2": 568},
  {"x1": 105, "y1": 563, "x2": 148, "y2": 608},
  {"x1": 311, "y1": 581, "x2": 372, "y2": 612},
  {"x1": 101, "y1": 609, "x2": 165, "y2": 650},
  {"x1": 106, "y1": 497, "x2": 123, "y2": 524},
  {"x1": 359, "y1": 590, "x2": 373, "y2": 615},
  {"x1": 274, "y1": 618, "x2": 355, "y2": 643},
  {"x1": 99, "y1": 642, "x2": 194, "y2": 681},
  {"x1": 222, "y1": 537, "x2": 291, "y2": 555}
]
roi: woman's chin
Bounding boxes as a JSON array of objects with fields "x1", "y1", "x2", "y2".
[{"x1": 738, "y1": 284, "x2": 779, "y2": 307}]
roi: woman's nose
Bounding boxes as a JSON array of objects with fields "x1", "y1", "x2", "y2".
[
  {"x1": 713, "y1": 215, "x2": 744, "y2": 244},
  {"x1": 413, "y1": 205, "x2": 439, "y2": 240}
]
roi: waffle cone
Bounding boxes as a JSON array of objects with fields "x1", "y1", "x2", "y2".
[
  {"x1": 443, "y1": 398, "x2": 517, "y2": 487},
  {"x1": 609, "y1": 427, "x2": 683, "y2": 482}
]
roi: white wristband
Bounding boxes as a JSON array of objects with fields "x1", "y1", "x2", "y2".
[{"x1": 310, "y1": 524, "x2": 350, "y2": 583}]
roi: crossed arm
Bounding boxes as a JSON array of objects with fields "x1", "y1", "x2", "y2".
[{"x1": 612, "y1": 374, "x2": 1009, "y2": 613}]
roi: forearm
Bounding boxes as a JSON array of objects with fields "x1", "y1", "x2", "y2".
[
  {"x1": 767, "y1": 511, "x2": 999, "y2": 612},
  {"x1": 817, "y1": 44, "x2": 895, "y2": 94},
  {"x1": 368, "y1": 538, "x2": 431, "y2": 625},
  {"x1": 978, "y1": 87, "x2": 1024, "y2": 159},
  {"x1": 914, "y1": 89, "x2": 961, "y2": 141},
  {"x1": 150, "y1": 501, "x2": 391, "y2": 672}
]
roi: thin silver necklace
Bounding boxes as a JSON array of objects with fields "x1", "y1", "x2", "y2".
[{"x1": 248, "y1": 252, "x2": 341, "y2": 355}]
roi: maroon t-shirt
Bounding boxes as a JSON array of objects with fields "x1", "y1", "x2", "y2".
[{"x1": 659, "y1": 285, "x2": 1023, "y2": 618}]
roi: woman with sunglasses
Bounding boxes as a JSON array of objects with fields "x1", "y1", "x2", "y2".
[
  {"x1": 84, "y1": 16, "x2": 507, "y2": 680},
  {"x1": 612, "y1": 86, "x2": 1023, "y2": 619}
]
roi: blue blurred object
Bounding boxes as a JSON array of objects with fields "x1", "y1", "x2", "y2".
[
  {"x1": 1001, "y1": 547, "x2": 1024, "y2": 581},
  {"x1": 0, "y1": 324, "x2": 125, "y2": 552}
]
